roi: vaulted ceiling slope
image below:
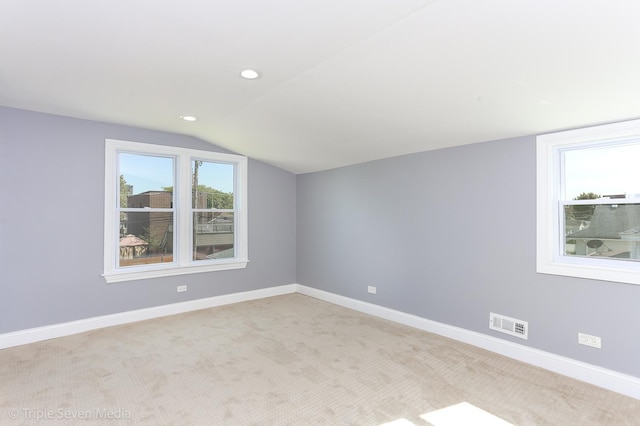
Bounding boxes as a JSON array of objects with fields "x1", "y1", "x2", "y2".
[{"x1": 2, "y1": 1, "x2": 640, "y2": 174}]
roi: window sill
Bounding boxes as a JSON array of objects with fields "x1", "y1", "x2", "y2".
[
  {"x1": 537, "y1": 257, "x2": 640, "y2": 286},
  {"x1": 103, "y1": 260, "x2": 249, "y2": 283}
]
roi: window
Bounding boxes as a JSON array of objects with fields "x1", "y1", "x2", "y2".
[
  {"x1": 104, "y1": 139, "x2": 248, "y2": 283},
  {"x1": 537, "y1": 119, "x2": 640, "y2": 285}
]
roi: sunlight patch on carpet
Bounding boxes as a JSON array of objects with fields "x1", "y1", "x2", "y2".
[
  {"x1": 379, "y1": 419, "x2": 416, "y2": 426},
  {"x1": 420, "y1": 402, "x2": 513, "y2": 426}
]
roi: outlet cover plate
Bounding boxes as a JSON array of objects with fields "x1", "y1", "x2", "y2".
[{"x1": 578, "y1": 332, "x2": 602, "y2": 349}]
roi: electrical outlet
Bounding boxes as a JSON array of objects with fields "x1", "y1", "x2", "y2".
[
  {"x1": 367, "y1": 286, "x2": 376, "y2": 294},
  {"x1": 578, "y1": 332, "x2": 601, "y2": 349},
  {"x1": 177, "y1": 285, "x2": 187, "y2": 293}
]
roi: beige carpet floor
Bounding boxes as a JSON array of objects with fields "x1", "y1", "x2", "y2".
[{"x1": 1, "y1": 293, "x2": 639, "y2": 425}]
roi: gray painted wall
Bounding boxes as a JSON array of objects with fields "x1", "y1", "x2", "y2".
[
  {"x1": 3, "y1": 105, "x2": 639, "y2": 380},
  {"x1": 0, "y1": 107, "x2": 296, "y2": 333},
  {"x1": 296, "y1": 135, "x2": 640, "y2": 377}
]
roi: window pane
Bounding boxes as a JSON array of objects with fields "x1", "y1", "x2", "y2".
[
  {"x1": 564, "y1": 204, "x2": 640, "y2": 260},
  {"x1": 119, "y1": 213, "x2": 174, "y2": 267},
  {"x1": 119, "y1": 153, "x2": 174, "y2": 208},
  {"x1": 564, "y1": 144, "x2": 640, "y2": 200},
  {"x1": 193, "y1": 212, "x2": 234, "y2": 261},
  {"x1": 192, "y1": 160, "x2": 234, "y2": 209}
]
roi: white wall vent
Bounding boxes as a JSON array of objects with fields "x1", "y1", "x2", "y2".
[{"x1": 489, "y1": 312, "x2": 528, "y2": 340}]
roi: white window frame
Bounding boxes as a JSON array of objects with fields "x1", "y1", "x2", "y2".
[
  {"x1": 103, "y1": 139, "x2": 248, "y2": 283},
  {"x1": 537, "y1": 119, "x2": 640, "y2": 285}
]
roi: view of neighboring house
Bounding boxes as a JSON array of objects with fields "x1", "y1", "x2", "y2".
[
  {"x1": 119, "y1": 190, "x2": 234, "y2": 265},
  {"x1": 195, "y1": 215, "x2": 235, "y2": 259},
  {"x1": 567, "y1": 204, "x2": 640, "y2": 259},
  {"x1": 126, "y1": 191, "x2": 173, "y2": 251}
]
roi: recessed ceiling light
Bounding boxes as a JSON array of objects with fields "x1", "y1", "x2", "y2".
[
  {"x1": 180, "y1": 115, "x2": 197, "y2": 122},
  {"x1": 240, "y1": 69, "x2": 260, "y2": 80}
]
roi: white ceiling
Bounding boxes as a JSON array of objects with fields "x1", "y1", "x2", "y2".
[{"x1": 2, "y1": 0, "x2": 640, "y2": 174}]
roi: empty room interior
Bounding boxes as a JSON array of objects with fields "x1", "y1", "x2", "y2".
[{"x1": 2, "y1": 1, "x2": 640, "y2": 424}]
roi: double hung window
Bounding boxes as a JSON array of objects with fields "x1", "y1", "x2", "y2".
[
  {"x1": 537, "y1": 119, "x2": 640, "y2": 285},
  {"x1": 104, "y1": 139, "x2": 248, "y2": 283}
]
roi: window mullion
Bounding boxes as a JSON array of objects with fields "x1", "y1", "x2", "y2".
[
  {"x1": 177, "y1": 154, "x2": 191, "y2": 267},
  {"x1": 235, "y1": 157, "x2": 247, "y2": 261}
]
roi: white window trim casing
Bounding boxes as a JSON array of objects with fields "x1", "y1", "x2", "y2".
[
  {"x1": 104, "y1": 139, "x2": 248, "y2": 283},
  {"x1": 537, "y1": 118, "x2": 640, "y2": 285}
]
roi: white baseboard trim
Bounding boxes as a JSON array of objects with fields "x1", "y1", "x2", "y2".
[
  {"x1": 0, "y1": 284, "x2": 297, "y2": 350},
  {"x1": 2, "y1": 282, "x2": 638, "y2": 400},
  {"x1": 295, "y1": 284, "x2": 640, "y2": 400}
]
